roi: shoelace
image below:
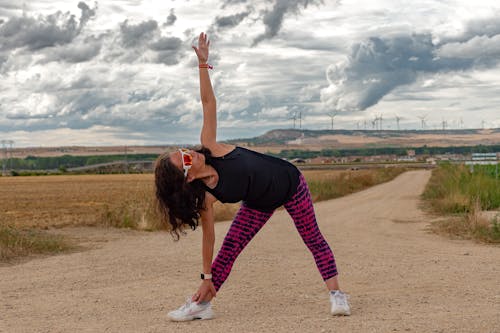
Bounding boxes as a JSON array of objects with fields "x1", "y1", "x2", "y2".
[
  {"x1": 178, "y1": 298, "x2": 193, "y2": 311},
  {"x1": 333, "y1": 292, "x2": 349, "y2": 307}
]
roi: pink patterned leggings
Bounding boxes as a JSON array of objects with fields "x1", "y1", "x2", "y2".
[{"x1": 211, "y1": 174, "x2": 338, "y2": 291}]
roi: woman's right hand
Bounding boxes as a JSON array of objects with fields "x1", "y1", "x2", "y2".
[
  {"x1": 192, "y1": 32, "x2": 210, "y2": 64},
  {"x1": 192, "y1": 279, "x2": 216, "y2": 303}
]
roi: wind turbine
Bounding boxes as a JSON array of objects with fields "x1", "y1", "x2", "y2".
[
  {"x1": 417, "y1": 114, "x2": 428, "y2": 130},
  {"x1": 328, "y1": 111, "x2": 338, "y2": 130},
  {"x1": 1, "y1": 140, "x2": 14, "y2": 176},
  {"x1": 395, "y1": 114, "x2": 402, "y2": 131},
  {"x1": 377, "y1": 114, "x2": 383, "y2": 131},
  {"x1": 289, "y1": 112, "x2": 298, "y2": 129},
  {"x1": 441, "y1": 119, "x2": 448, "y2": 131}
]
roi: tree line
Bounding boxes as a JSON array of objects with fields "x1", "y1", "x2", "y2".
[
  {"x1": 2, "y1": 144, "x2": 499, "y2": 172},
  {"x1": 3, "y1": 154, "x2": 159, "y2": 171},
  {"x1": 269, "y1": 144, "x2": 500, "y2": 160}
]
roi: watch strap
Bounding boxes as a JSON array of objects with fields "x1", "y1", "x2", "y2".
[{"x1": 200, "y1": 273, "x2": 212, "y2": 280}]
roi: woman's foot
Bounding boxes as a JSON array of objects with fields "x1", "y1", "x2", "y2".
[
  {"x1": 329, "y1": 290, "x2": 351, "y2": 316},
  {"x1": 167, "y1": 297, "x2": 214, "y2": 321}
]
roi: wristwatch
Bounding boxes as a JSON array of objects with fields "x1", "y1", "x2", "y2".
[{"x1": 200, "y1": 273, "x2": 212, "y2": 280}]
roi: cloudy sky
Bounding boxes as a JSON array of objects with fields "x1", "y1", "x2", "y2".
[{"x1": 1, "y1": 0, "x2": 499, "y2": 147}]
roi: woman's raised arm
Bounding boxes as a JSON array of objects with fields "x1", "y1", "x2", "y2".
[{"x1": 192, "y1": 32, "x2": 217, "y2": 148}]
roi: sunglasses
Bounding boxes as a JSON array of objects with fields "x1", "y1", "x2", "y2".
[{"x1": 179, "y1": 148, "x2": 193, "y2": 177}]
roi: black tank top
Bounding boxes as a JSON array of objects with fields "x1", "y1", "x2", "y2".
[{"x1": 205, "y1": 147, "x2": 300, "y2": 212}]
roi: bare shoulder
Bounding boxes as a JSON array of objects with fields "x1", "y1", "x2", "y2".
[
  {"x1": 205, "y1": 142, "x2": 236, "y2": 158},
  {"x1": 204, "y1": 191, "x2": 218, "y2": 206}
]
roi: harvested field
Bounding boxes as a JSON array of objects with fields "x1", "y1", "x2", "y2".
[
  {"x1": 0, "y1": 174, "x2": 155, "y2": 229},
  {"x1": 0, "y1": 169, "x2": 400, "y2": 230},
  {"x1": 0, "y1": 171, "x2": 332, "y2": 229}
]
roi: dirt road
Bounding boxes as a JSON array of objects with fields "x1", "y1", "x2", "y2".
[{"x1": 1, "y1": 170, "x2": 499, "y2": 332}]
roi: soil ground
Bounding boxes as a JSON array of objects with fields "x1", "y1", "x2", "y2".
[{"x1": 1, "y1": 170, "x2": 499, "y2": 332}]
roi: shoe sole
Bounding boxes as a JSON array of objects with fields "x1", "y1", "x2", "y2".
[
  {"x1": 331, "y1": 311, "x2": 351, "y2": 316},
  {"x1": 168, "y1": 313, "x2": 214, "y2": 322}
]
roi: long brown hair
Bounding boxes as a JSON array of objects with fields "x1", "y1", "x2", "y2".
[{"x1": 154, "y1": 147, "x2": 212, "y2": 240}]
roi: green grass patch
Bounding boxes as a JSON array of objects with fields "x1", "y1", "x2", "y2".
[
  {"x1": 0, "y1": 225, "x2": 74, "y2": 262},
  {"x1": 423, "y1": 163, "x2": 500, "y2": 243}
]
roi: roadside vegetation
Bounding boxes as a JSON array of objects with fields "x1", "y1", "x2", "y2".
[
  {"x1": 99, "y1": 168, "x2": 408, "y2": 228},
  {"x1": 0, "y1": 225, "x2": 74, "y2": 262},
  {"x1": 306, "y1": 167, "x2": 406, "y2": 202},
  {"x1": 422, "y1": 163, "x2": 500, "y2": 243},
  {"x1": 0, "y1": 167, "x2": 407, "y2": 261}
]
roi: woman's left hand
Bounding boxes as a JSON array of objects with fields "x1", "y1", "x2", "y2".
[
  {"x1": 192, "y1": 279, "x2": 216, "y2": 303},
  {"x1": 192, "y1": 32, "x2": 210, "y2": 64}
]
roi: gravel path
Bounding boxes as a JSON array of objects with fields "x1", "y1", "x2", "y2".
[{"x1": 1, "y1": 170, "x2": 499, "y2": 333}]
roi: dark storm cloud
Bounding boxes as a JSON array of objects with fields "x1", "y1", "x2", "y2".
[
  {"x1": 120, "y1": 19, "x2": 159, "y2": 47},
  {"x1": 440, "y1": 14, "x2": 500, "y2": 45},
  {"x1": 218, "y1": 0, "x2": 326, "y2": 46},
  {"x1": 164, "y1": 8, "x2": 176, "y2": 26},
  {"x1": 41, "y1": 35, "x2": 102, "y2": 63},
  {"x1": 0, "y1": 52, "x2": 6, "y2": 65},
  {"x1": 252, "y1": 0, "x2": 324, "y2": 46},
  {"x1": 222, "y1": 0, "x2": 248, "y2": 5},
  {"x1": 77, "y1": 1, "x2": 97, "y2": 30},
  {"x1": 323, "y1": 13, "x2": 500, "y2": 113},
  {"x1": 149, "y1": 36, "x2": 182, "y2": 51},
  {"x1": 150, "y1": 36, "x2": 184, "y2": 65},
  {"x1": 0, "y1": 2, "x2": 96, "y2": 51},
  {"x1": 436, "y1": 14, "x2": 500, "y2": 67},
  {"x1": 214, "y1": 10, "x2": 251, "y2": 29},
  {"x1": 0, "y1": 13, "x2": 78, "y2": 51}
]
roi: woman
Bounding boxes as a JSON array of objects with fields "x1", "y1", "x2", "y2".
[{"x1": 155, "y1": 32, "x2": 351, "y2": 321}]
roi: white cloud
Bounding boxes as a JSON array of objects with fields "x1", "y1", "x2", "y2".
[
  {"x1": 0, "y1": 0, "x2": 499, "y2": 147},
  {"x1": 260, "y1": 106, "x2": 288, "y2": 118},
  {"x1": 438, "y1": 35, "x2": 500, "y2": 60}
]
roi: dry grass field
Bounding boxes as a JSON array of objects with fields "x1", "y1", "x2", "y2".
[{"x1": 0, "y1": 174, "x2": 155, "y2": 229}]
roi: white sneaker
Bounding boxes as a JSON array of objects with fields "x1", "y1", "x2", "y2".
[
  {"x1": 167, "y1": 297, "x2": 214, "y2": 321},
  {"x1": 330, "y1": 290, "x2": 351, "y2": 316}
]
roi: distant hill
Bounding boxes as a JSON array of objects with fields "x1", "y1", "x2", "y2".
[
  {"x1": 227, "y1": 128, "x2": 500, "y2": 151},
  {"x1": 7, "y1": 128, "x2": 500, "y2": 159}
]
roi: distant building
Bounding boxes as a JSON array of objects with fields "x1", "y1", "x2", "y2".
[
  {"x1": 290, "y1": 158, "x2": 306, "y2": 164},
  {"x1": 426, "y1": 157, "x2": 437, "y2": 165},
  {"x1": 365, "y1": 154, "x2": 398, "y2": 162},
  {"x1": 307, "y1": 157, "x2": 334, "y2": 164},
  {"x1": 397, "y1": 156, "x2": 417, "y2": 162}
]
